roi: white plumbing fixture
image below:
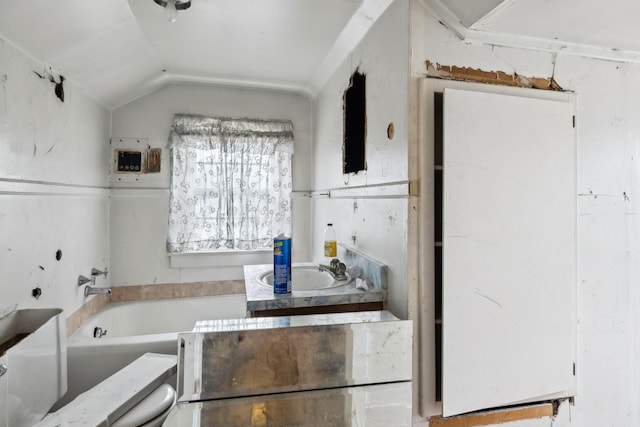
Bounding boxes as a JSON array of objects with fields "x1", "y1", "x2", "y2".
[
  {"x1": 0, "y1": 308, "x2": 66, "y2": 427},
  {"x1": 38, "y1": 353, "x2": 177, "y2": 427},
  {"x1": 256, "y1": 264, "x2": 351, "y2": 291},
  {"x1": 112, "y1": 383, "x2": 176, "y2": 427}
]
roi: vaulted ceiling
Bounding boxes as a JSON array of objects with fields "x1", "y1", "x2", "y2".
[
  {"x1": 0, "y1": 0, "x2": 391, "y2": 108},
  {"x1": 0, "y1": 0, "x2": 637, "y2": 109},
  {"x1": 422, "y1": 0, "x2": 640, "y2": 62}
]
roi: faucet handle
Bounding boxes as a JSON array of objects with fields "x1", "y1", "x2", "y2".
[
  {"x1": 329, "y1": 258, "x2": 347, "y2": 273},
  {"x1": 77, "y1": 275, "x2": 94, "y2": 287},
  {"x1": 91, "y1": 267, "x2": 108, "y2": 278}
]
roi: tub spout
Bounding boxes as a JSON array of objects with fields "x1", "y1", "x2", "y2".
[{"x1": 84, "y1": 286, "x2": 112, "y2": 297}]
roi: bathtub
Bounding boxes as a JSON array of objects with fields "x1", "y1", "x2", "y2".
[{"x1": 53, "y1": 294, "x2": 246, "y2": 410}]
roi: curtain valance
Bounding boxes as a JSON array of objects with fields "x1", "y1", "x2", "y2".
[{"x1": 167, "y1": 114, "x2": 294, "y2": 154}]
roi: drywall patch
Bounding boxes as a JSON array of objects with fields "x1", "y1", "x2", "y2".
[{"x1": 425, "y1": 61, "x2": 564, "y2": 91}]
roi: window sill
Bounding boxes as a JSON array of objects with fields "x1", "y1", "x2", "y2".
[{"x1": 169, "y1": 249, "x2": 272, "y2": 268}]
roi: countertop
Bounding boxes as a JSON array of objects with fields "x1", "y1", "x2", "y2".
[{"x1": 244, "y1": 262, "x2": 385, "y2": 313}]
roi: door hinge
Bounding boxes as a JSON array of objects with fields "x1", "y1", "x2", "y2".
[
  {"x1": 572, "y1": 115, "x2": 576, "y2": 128},
  {"x1": 573, "y1": 362, "x2": 576, "y2": 376}
]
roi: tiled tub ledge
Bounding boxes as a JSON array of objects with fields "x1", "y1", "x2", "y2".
[
  {"x1": 244, "y1": 246, "x2": 388, "y2": 315},
  {"x1": 66, "y1": 280, "x2": 245, "y2": 336}
]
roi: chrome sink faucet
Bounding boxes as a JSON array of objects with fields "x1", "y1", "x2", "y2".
[{"x1": 318, "y1": 258, "x2": 348, "y2": 280}]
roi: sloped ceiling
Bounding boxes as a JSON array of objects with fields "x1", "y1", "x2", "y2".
[
  {"x1": 1, "y1": 0, "x2": 639, "y2": 109},
  {"x1": 0, "y1": 0, "x2": 393, "y2": 109},
  {"x1": 423, "y1": 0, "x2": 640, "y2": 62}
]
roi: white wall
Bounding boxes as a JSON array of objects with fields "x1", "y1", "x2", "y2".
[
  {"x1": 109, "y1": 83, "x2": 312, "y2": 285},
  {"x1": 411, "y1": 1, "x2": 640, "y2": 425},
  {"x1": 7, "y1": 2, "x2": 636, "y2": 424},
  {"x1": 311, "y1": 0, "x2": 410, "y2": 319},
  {"x1": 0, "y1": 38, "x2": 111, "y2": 316}
]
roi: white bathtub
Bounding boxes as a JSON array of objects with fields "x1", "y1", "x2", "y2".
[{"x1": 53, "y1": 294, "x2": 247, "y2": 410}]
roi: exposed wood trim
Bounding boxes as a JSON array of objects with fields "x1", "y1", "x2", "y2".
[
  {"x1": 428, "y1": 403, "x2": 554, "y2": 427},
  {"x1": 425, "y1": 61, "x2": 564, "y2": 91}
]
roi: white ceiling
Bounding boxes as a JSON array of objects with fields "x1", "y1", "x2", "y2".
[
  {"x1": 0, "y1": 0, "x2": 392, "y2": 108},
  {"x1": 423, "y1": 0, "x2": 640, "y2": 63},
  {"x1": 1, "y1": 0, "x2": 639, "y2": 109}
]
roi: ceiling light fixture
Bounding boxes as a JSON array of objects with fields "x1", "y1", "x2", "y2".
[{"x1": 153, "y1": 0, "x2": 191, "y2": 22}]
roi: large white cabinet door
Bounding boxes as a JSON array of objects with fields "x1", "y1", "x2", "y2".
[{"x1": 442, "y1": 88, "x2": 576, "y2": 417}]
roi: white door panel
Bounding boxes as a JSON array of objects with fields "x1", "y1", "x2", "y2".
[{"x1": 442, "y1": 88, "x2": 576, "y2": 416}]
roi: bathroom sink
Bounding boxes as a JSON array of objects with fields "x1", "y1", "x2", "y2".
[{"x1": 256, "y1": 266, "x2": 350, "y2": 291}]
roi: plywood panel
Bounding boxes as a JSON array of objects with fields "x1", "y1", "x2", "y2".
[
  {"x1": 429, "y1": 402, "x2": 553, "y2": 427},
  {"x1": 442, "y1": 88, "x2": 576, "y2": 416}
]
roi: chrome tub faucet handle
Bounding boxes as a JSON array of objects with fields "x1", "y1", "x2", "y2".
[
  {"x1": 77, "y1": 275, "x2": 94, "y2": 287},
  {"x1": 91, "y1": 267, "x2": 108, "y2": 278}
]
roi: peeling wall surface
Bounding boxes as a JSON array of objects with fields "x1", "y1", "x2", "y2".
[
  {"x1": 312, "y1": 0, "x2": 410, "y2": 319},
  {"x1": 424, "y1": 60, "x2": 564, "y2": 91},
  {"x1": 0, "y1": 37, "x2": 111, "y2": 316},
  {"x1": 411, "y1": 0, "x2": 640, "y2": 425},
  {"x1": 110, "y1": 84, "x2": 312, "y2": 285}
]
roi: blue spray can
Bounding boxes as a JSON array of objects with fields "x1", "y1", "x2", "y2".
[{"x1": 273, "y1": 236, "x2": 292, "y2": 294}]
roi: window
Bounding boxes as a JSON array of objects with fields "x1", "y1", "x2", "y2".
[{"x1": 166, "y1": 114, "x2": 294, "y2": 253}]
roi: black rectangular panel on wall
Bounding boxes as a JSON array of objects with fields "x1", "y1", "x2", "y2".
[
  {"x1": 434, "y1": 92, "x2": 443, "y2": 166},
  {"x1": 343, "y1": 71, "x2": 366, "y2": 174}
]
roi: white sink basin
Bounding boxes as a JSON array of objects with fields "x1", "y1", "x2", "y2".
[
  {"x1": 0, "y1": 308, "x2": 67, "y2": 427},
  {"x1": 257, "y1": 266, "x2": 350, "y2": 291}
]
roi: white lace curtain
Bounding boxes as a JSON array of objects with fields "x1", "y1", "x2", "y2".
[{"x1": 166, "y1": 114, "x2": 294, "y2": 253}]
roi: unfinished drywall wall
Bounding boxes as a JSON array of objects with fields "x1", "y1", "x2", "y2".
[
  {"x1": 312, "y1": 0, "x2": 410, "y2": 319},
  {"x1": 0, "y1": 37, "x2": 111, "y2": 317},
  {"x1": 109, "y1": 83, "x2": 312, "y2": 286},
  {"x1": 410, "y1": 1, "x2": 640, "y2": 425}
]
